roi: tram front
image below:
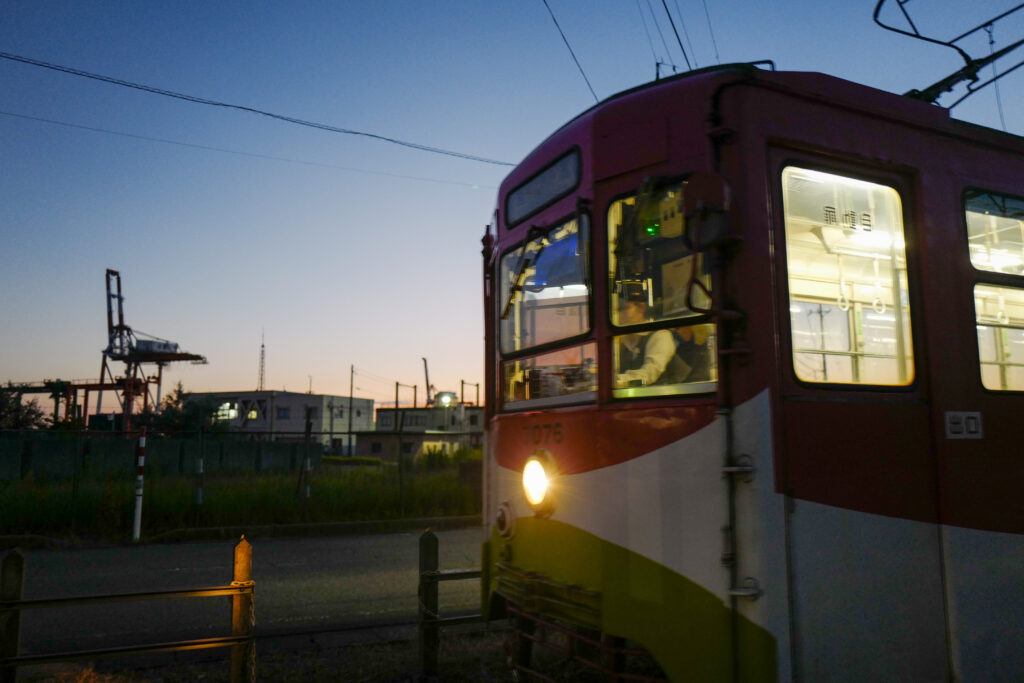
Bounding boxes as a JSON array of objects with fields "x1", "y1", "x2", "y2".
[{"x1": 478, "y1": 96, "x2": 772, "y2": 679}]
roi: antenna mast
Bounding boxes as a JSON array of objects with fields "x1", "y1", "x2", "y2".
[{"x1": 257, "y1": 332, "x2": 266, "y2": 391}]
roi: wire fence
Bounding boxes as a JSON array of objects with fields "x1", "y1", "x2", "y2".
[{"x1": 0, "y1": 429, "x2": 482, "y2": 541}]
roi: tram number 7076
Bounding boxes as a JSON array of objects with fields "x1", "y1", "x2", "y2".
[{"x1": 522, "y1": 423, "x2": 563, "y2": 445}]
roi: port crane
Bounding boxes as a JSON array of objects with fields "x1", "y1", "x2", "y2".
[
  {"x1": 90, "y1": 269, "x2": 206, "y2": 429},
  {"x1": 9, "y1": 270, "x2": 206, "y2": 429}
]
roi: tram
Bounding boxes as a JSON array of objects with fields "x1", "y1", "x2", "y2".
[{"x1": 480, "y1": 62, "x2": 1024, "y2": 682}]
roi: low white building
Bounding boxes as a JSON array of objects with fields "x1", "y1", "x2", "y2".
[
  {"x1": 356, "y1": 402, "x2": 484, "y2": 459},
  {"x1": 185, "y1": 390, "x2": 374, "y2": 453}
]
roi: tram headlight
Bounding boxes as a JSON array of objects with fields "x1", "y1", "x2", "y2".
[{"x1": 522, "y1": 451, "x2": 556, "y2": 516}]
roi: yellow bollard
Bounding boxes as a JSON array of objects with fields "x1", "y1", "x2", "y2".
[{"x1": 230, "y1": 536, "x2": 254, "y2": 683}]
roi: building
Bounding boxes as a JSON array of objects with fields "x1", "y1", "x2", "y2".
[
  {"x1": 185, "y1": 390, "x2": 374, "y2": 453},
  {"x1": 356, "y1": 402, "x2": 484, "y2": 460}
]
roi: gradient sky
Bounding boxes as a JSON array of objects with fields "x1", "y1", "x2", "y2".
[{"x1": 2, "y1": 1, "x2": 1021, "y2": 409}]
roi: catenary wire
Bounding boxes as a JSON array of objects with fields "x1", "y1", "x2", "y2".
[
  {"x1": 986, "y1": 24, "x2": 1009, "y2": 131},
  {"x1": 701, "y1": 0, "x2": 721, "y2": 64},
  {"x1": 645, "y1": 0, "x2": 677, "y2": 73},
  {"x1": 636, "y1": 0, "x2": 663, "y2": 67},
  {"x1": 672, "y1": 0, "x2": 699, "y2": 68},
  {"x1": 0, "y1": 50, "x2": 513, "y2": 167},
  {"x1": 660, "y1": 0, "x2": 692, "y2": 69},
  {"x1": 0, "y1": 110, "x2": 494, "y2": 189},
  {"x1": 540, "y1": 0, "x2": 600, "y2": 103}
]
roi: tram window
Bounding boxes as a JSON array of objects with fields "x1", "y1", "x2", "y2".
[
  {"x1": 607, "y1": 181, "x2": 711, "y2": 327},
  {"x1": 974, "y1": 284, "x2": 1024, "y2": 391},
  {"x1": 607, "y1": 180, "x2": 717, "y2": 398},
  {"x1": 965, "y1": 191, "x2": 1024, "y2": 275},
  {"x1": 506, "y1": 150, "x2": 580, "y2": 227},
  {"x1": 499, "y1": 216, "x2": 590, "y2": 354},
  {"x1": 612, "y1": 323, "x2": 717, "y2": 398},
  {"x1": 502, "y1": 342, "x2": 597, "y2": 408},
  {"x1": 782, "y1": 167, "x2": 914, "y2": 386}
]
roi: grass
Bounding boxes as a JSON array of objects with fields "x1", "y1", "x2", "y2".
[{"x1": 0, "y1": 463, "x2": 480, "y2": 542}]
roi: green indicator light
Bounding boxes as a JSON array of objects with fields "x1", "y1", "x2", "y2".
[{"x1": 645, "y1": 223, "x2": 660, "y2": 236}]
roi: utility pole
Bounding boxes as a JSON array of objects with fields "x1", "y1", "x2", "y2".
[
  {"x1": 460, "y1": 380, "x2": 480, "y2": 406},
  {"x1": 347, "y1": 364, "x2": 354, "y2": 457}
]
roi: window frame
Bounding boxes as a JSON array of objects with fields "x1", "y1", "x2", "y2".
[
  {"x1": 777, "y1": 161, "x2": 921, "y2": 393},
  {"x1": 505, "y1": 147, "x2": 582, "y2": 229},
  {"x1": 604, "y1": 182, "x2": 718, "y2": 400},
  {"x1": 500, "y1": 340, "x2": 599, "y2": 411},
  {"x1": 497, "y1": 210, "x2": 595, "y2": 360},
  {"x1": 963, "y1": 187, "x2": 1024, "y2": 394},
  {"x1": 963, "y1": 186, "x2": 1024, "y2": 278}
]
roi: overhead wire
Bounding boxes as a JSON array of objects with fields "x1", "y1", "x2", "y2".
[
  {"x1": 660, "y1": 0, "x2": 693, "y2": 69},
  {"x1": 0, "y1": 110, "x2": 494, "y2": 189},
  {"x1": 540, "y1": 0, "x2": 600, "y2": 103},
  {"x1": 671, "y1": 0, "x2": 699, "y2": 68},
  {"x1": 353, "y1": 367, "x2": 401, "y2": 385},
  {"x1": 0, "y1": 50, "x2": 514, "y2": 167},
  {"x1": 636, "y1": 0, "x2": 663, "y2": 66},
  {"x1": 645, "y1": 0, "x2": 678, "y2": 73},
  {"x1": 701, "y1": 0, "x2": 721, "y2": 64},
  {"x1": 986, "y1": 24, "x2": 1009, "y2": 131}
]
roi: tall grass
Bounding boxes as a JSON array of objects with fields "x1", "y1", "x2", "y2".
[{"x1": 0, "y1": 462, "x2": 479, "y2": 542}]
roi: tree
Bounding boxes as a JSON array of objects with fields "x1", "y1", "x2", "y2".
[{"x1": 0, "y1": 385, "x2": 49, "y2": 429}]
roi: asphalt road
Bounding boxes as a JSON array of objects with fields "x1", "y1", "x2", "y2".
[{"x1": 11, "y1": 527, "x2": 483, "y2": 660}]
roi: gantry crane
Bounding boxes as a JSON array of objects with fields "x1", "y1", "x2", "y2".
[{"x1": 89, "y1": 269, "x2": 206, "y2": 429}]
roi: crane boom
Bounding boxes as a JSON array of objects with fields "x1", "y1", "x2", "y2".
[{"x1": 422, "y1": 357, "x2": 434, "y2": 405}]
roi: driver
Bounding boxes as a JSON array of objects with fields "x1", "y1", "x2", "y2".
[{"x1": 615, "y1": 284, "x2": 682, "y2": 387}]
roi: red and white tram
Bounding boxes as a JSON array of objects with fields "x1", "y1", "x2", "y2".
[{"x1": 480, "y1": 63, "x2": 1024, "y2": 681}]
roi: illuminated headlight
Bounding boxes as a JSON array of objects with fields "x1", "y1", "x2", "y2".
[{"x1": 522, "y1": 451, "x2": 556, "y2": 515}]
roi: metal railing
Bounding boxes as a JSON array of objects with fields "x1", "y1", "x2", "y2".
[
  {"x1": 417, "y1": 529, "x2": 482, "y2": 677},
  {"x1": 0, "y1": 536, "x2": 255, "y2": 683}
]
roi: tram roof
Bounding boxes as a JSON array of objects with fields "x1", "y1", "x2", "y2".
[{"x1": 502, "y1": 62, "x2": 1024, "y2": 196}]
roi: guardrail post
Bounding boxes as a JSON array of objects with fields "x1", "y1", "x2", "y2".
[
  {"x1": 230, "y1": 536, "x2": 255, "y2": 683},
  {"x1": 194, "y1": 427, "x2": 205, "y2": 526},
  {"x1": 1, "y1": 550, "x2": 25, "y2": 683},
  {"x1": 132, "y1": 428, "x2": 147, "y2": 543},
  {"x1": 418, "y1": 530, "x2": 439, "y2": 677}
]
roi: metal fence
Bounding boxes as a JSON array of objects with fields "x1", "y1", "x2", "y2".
[
  {"x1": 417, "y1": 529, "x2": 483, "y2": 677},
  {"x1": 0, "y1": 429, "x2": 327, "y2": 481},
  {"x1": 0, "y1": 430, "x2": 482, "y2": 541},
  {"x1": 0, "y1": 537, "x2": 256, "y2": 683}
]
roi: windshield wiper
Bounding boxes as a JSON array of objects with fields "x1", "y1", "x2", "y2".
[{"x1": 501, "y1": 224, "x2": 548, "y2": 320}]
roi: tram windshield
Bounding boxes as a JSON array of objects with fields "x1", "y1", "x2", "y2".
[
  {"x1": 607, "y1": 180, "x2": 718, "y2": 397},
  {"x1": 499, "y1": 216, "x2": 590, "y2": 354},
  {"x1": 782, "y1": 167, "x2": 915, "y2": 386},
  {"x1": 499, "y1": 216, "x2": 595, "y2": 408}
]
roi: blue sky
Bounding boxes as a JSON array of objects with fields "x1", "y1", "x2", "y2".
[{"x1": 2, "y1": 1, "x2": 1021, "y2": 408}]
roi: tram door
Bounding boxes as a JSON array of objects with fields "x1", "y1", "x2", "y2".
[{"x1": 773, "y1": 162, "x2": 949, "y2": 681}]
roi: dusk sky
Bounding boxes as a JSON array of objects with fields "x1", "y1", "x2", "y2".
[{"x1": 2, "y1": 1, "x2": 1021, "y2": 408}]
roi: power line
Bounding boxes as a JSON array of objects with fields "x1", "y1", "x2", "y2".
[
  {"x1": 986, "y1": 24, "x2": 1009, "y2": 132},
  {"x1": 0, "y1": 50, "x2": 514, "y2": 167},
  {"x1": 672, "y1": 0, "x2": 699, "y2": 68},
  {"x1": 701, "y1": 0, "x2": 721, "y2": 64},
  {"x1": 540, "y1": 0, "x2": 599, "y2": 103},
  {"x1": 636, "y1": 0, "x2": 662, "y2": 66},
  {"x1": 0, "y1": 110, "x2": 494, "y2": 189},
  {"x1": 645, "y1": 0, "x2": 678, "y2": 74},
  {"x1": 660, "y1": 0, "x2": 692, "y2": 69},
  {"x1": 354, "y1": 367, "x2": 399, "y2": 385}
]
